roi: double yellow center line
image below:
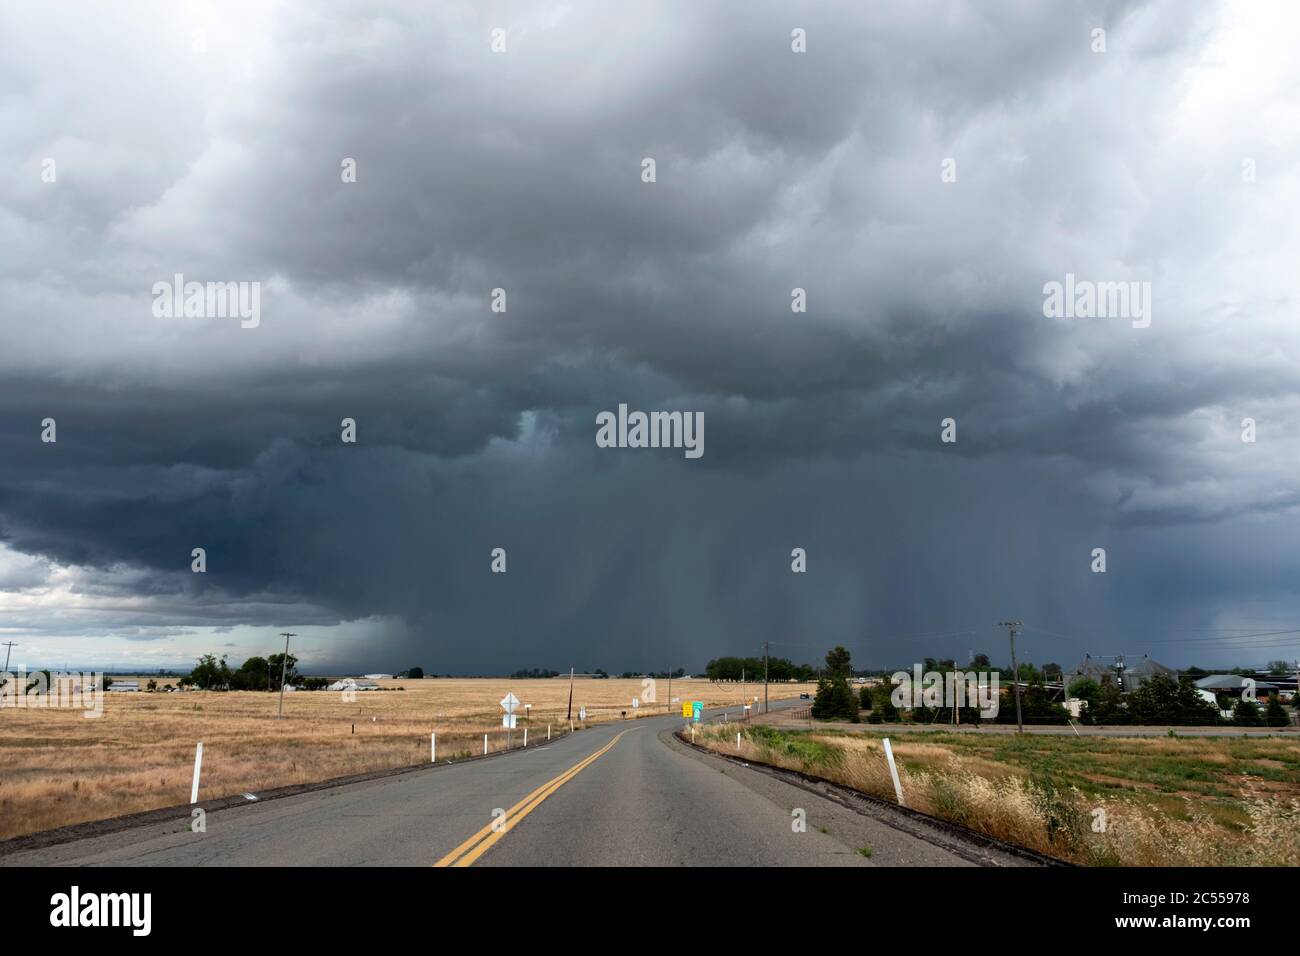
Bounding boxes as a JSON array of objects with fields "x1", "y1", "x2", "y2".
[{"x1": 434, "y1": 730, "x2": 627, "y2": 867}]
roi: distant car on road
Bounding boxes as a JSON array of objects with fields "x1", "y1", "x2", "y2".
[{"x1": 799, "y1": 692, "x2": 811, "y2": 700}]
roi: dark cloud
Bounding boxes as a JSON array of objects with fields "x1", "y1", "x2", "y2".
[{"x1": 2, "y1": 0, "x2": 1298, "y2": 673}]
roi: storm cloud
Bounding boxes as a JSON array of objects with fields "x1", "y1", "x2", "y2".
[{"x1": 2, "y1": 0, "x2": 1299, "y2": 674}]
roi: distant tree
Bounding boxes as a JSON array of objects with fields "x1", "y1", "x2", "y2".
[
  {"x1": 229, "y1": 656, "x2": 270, "y2": 691},
  {"x1": 971, "y1": 653, "x2": 991, "y2": 669},
  {"x1": 868, "y1": 681, "x2": 899, "y2": 723},
  {"x1": 1086, "y1": 679, "x2": 1127, "y2": 725},
  {"x1": 812, "y1": 676, "x2": 858, "y2": 721},
  {"x1": 1265, "y1": 694, "x2": 1290, "y2": 727},
  {"x1": 406, "y1": 666, "x2": 424, "y2": 680},
  {"x1": 146, "y1": 679, "x2": 158, "y2": 691},
  {"x1": 1233, "y1": 698, "x2": 1264, "y2": 727},
  {"x1": 266, "y1": 653, "x2": 299, "y2": 690},
  {"x1": 188, "y1": 654, "x2": 232, "y2": 690},
  {"x1": 1126, "y1": 675, "x2": 1220, "y2": 726},
  {"x1": 859, "y1": 685, "x2": 873, "y2": 710},
  {"x1": 824, "y1": 646, "x2": 852, "y2": 680},
  {"x1": 1267, "y1": 660, "x2": 1290, "y2": 676},
  {"x1": 1017, "y1": 662, "x2": 1042, "y2": 683},
  {"x1": 705, "y1": 656, "x2": 807, "y2": 682},
  {"x1": 812, "y1": 647, "x2": 857, "y2": 720},
  {"x1": 1067, "y1": 677, "x2": 1100, "y2": 705}
]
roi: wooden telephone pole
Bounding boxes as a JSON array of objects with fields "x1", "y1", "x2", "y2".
[{"x1": 998, "y1": 620, "x2": 1024, "y2": 733}]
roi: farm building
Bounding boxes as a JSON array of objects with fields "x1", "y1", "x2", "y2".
[
  {"x1": 326, "y1": 678, "x2": 379, "y2": 692},
  {"x1": 1066, "y1": 655, "x2": 1115, "y2": 686},
  {"x1": 1121, "y1": 655, "x2": 1178, "y2": 692},
  {"x1": 1195, "y1": 674, "x2": 1277, "y2": 702}
]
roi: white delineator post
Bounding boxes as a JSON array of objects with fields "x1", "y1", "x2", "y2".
[
  {"x1": 483, "y1": 733, "x2": 488, "y2": 756},
  {"x1": 523, "y1": 727, "x2": 528, "y2": 748},
  {"x1": 547, "y1": 724, "x2": 551, "y2": 741},
  {"x1": 190, "y1": 742, "x2": 204, "y2": 804},
  {"x1": 882, "y1": 737, "x2": 905, "y2": 807},
  {"x1": 736, "y1": 731, "x2": 741, "y2": 749},
  {"x1": 431, "y1": 732, "x2": 436, "y2": 763}
]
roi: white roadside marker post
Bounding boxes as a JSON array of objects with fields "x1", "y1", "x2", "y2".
[
  {"x1": 190, "y1": 742, "x2": 204, "y2": 804},
  {"x1": 548, "y1": 723, "x2": 551, "y2": 741},
  {"x1": 882, "y1": 737, "x2": 905, "y2": 807},
  {"x1": 524, "y1": 727, "x2": 528, "y2": 748},
  {"x1": 736, "y1": 731, "x2": 741, "y2": 749},
  {"x1": 483, "y1": 733, "x2": 488, "y2": 756},
  {"x1": 431, "y1": 732, "x2": 436, "y2": 763}
]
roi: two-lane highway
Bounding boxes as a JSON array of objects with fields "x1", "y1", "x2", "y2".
[{"x1": 0, "y1": 705, "x2": 1035, "y2": 867}]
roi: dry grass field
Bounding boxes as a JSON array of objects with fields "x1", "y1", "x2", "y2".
[
  {"x1": 0, "y1": 677, "x2": 813, "y2": 841},
  {"x1": 692, "y1": 723, "x2": 1300, "y2": 866}
]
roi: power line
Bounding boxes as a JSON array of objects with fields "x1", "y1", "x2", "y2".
[{"x1": 1135, "y1": 628, "x2": 1300, "y2": 644}]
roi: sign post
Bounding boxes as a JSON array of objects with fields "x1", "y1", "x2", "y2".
[{"x1": 500, "y1": 692, "x2": 520, "y2": 748}]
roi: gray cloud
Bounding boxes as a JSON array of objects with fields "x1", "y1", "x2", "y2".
[{"x1": 2, "y1": 0, "x2": 1298, "y2": 674}]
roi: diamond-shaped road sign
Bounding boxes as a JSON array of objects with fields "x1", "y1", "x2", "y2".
[{"x1": 500, "y1": 692, "x2": 520, "y2": 714}]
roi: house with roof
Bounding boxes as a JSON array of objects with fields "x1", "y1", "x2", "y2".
[{"x1": 1195, "y1": 674, "x2": 1276, "y2": 703}]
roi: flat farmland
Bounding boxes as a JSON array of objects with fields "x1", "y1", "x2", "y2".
[{"x1": 0, "y1": 677, "x2": 813, "y2": 841}]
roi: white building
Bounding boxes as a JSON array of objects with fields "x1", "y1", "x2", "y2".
[
  {"x1": 107, "y1": 679, "x2": 140, "y2": 692},
  {"x1": 363, "y1": 673, "x2": 393, "y2": 680},
  {"x1": 327, "y1": 678, "x2": 379, "y2": 692}
]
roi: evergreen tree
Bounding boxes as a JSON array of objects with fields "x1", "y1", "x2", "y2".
[{"x1": 1265, "y1": 693, "x2": 1290, "y2": 728}]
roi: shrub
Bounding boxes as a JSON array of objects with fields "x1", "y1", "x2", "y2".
[
  {"x1": 1265, "y1": 694, "x2": 1290, "y2": 728},
  {"x1": 1233, "y1": 699, "x2": 1264, "y2": 727},
  {"x1": 812, "y1": 676, "x2": 858, "y2": 721}
]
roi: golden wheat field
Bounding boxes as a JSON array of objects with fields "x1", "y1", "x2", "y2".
[{"x1": 0, "y1": 677, "x2": 813, "y2": 841}]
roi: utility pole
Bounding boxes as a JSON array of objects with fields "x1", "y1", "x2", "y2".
[
  {"x1": 999, "y1": 620, "x2": 1024, "y2": 734},
  {"x1": 566, "y1": 667, "x2": 574, "y2": 721},
  {"x1": 276, "y1": 632, "x2": 296, "y2": 720},
  {"x1": 1, "y1": 641, "x2": 16, "y2": 673},
  {"x1": 763, "y1": 641, "x2": 769, "y2": 715}
]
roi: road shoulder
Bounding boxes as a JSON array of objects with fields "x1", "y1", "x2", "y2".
[{"x1": 660, "y1": 728, "x2": 1052, "y2": 867}]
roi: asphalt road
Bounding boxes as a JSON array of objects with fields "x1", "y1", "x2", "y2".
[{"x1": 1, "y1": 704, "x2": 1033, "y2": 867}]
